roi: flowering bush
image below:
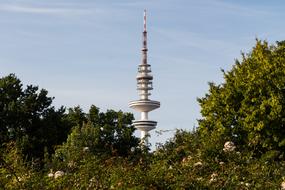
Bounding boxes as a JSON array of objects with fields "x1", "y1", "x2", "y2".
[{"x1": 1, "y1": 129, "x2": 285, "y2": 189}]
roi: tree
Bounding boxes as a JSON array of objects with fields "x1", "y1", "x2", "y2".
[
  {"x1": 0, "y1": 74, "x2": 72, "y2": 161},
  {"x1": 198, "y1": 40, "x2": 285, "y2": 158},
  {"x1": 54, "y1": 106, "x2": 140, "y2": 165}
]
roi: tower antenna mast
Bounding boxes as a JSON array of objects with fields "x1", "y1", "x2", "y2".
[{"x1": 144, "y1": 9, "x2": 147, "y2": 31}]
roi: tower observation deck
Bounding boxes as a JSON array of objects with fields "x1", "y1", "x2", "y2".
[{"x1": 129, "y1": 10, "x2": 160, "y2": 145}]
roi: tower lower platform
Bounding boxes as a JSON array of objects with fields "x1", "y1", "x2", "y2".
[
  {"x1": 129, "y1": 100, "x2": 160, "y2": 112},
  {"x1": 132, "y1": 120, "x2": 157, "y2": 131},
  {"x1": 133, "y1": 120, "x2": 157, "y2": 145}
]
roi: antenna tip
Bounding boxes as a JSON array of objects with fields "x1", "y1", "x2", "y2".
[{"x1": 143, "y1": 9, "x2": 147, "y2": 31}]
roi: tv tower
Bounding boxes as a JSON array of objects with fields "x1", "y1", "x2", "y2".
[{"x1": 129, "y1": 10, "x2": 160, "y2": 145}]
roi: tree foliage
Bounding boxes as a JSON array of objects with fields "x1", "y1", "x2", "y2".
[
  {"x1": 198, "y1": 40, "x2": 285, "y2": 158},
  {"x1": 54, "y1": 106, "x2": 139, "y2": 162},
  {"x1": 0, "y1": 74, "x2": 72, "y2": 161}
]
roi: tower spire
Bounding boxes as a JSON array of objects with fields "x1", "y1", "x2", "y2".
[
  {"x1": 129, "y1": 10, "x2": 160, "y2": 146},
  {"x1": 144, "y1": 9, "x2": 147, "y2": 32},
  {"x1": 142, "y1": 9, "x2": 148, "y2": 65}
]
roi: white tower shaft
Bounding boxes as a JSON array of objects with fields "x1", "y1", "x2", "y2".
[{"x1": 129, "y1": 10, "x2": 160, "y2": 146}]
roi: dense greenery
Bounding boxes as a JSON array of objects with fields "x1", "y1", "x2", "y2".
[
  {"x1": 0, "y1": 74, "x2": 72, "y2": 162},
  {"x1": 2, "y1": 40, "x2": 285, "y2": 189},
  {"x1": 198, "y1": 40, "x2": 285, "y2": 159}
]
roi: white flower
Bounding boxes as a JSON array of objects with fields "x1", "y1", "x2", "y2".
[
  {"x1": 182, "y1": 157, "x2": 187, "y2": 163},
  {"x1": 194, "y1": 161, "x2": 203, "y2": 167},
  {"x1": 219, "y1": 161, "x2": 225, "y2": 165},
  {"x1": 223, "y1": 141, "x2": 236, "y2": 152},
  {"x1": 209, "y1": 173, "x2": 218, "y2": 183},
  {"x1": 83, "y1": 147, "x2": 89, "y2": 152},
  {"x1": 54, "y1": 171, "x2": 64, "y2": 179},
  {"x1": 240, "y1": 182, "x2": 250, "y2": 187},
  {"x1": 197, "y1": 177, "x2": 203, "y2": 181},
  {"x1": 281, "y1": 181, "x2": 285, "y2": 190},
  {"x1": 48, "y1": 173, "x2": 54, "y2": 178},
  {"x1": 181, "y1": 155, "x2": 192, "y2": 166}
]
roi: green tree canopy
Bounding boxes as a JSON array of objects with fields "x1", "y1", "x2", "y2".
[
  {"x1": 53, "y1": 106, "x2": 140, "y2": 169},
  {"x1": 0, "y1": 74, "x2": 72, "y2": 161},
  {"x1": 198, "y1": 40, "x2": 285, "y2": 158}
]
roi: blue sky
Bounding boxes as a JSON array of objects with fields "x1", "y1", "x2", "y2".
[{"x1": 1, "y1": 0, "x2": 285, "y2": 147}]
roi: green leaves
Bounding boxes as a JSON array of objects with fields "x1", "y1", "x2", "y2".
[
  {"x1": 0, "y1": 74, "x2": 72, "y2": 163},
  {"x1": 58, "y1": 106, "x2": 139, "y2": 159},
  {"x1": 198, "y1": 40, "x2": 285, "y2": 157}
]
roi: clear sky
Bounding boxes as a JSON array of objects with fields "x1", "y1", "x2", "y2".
[{"x1": 1, "y1": 0, "x2": 285, "y2": 148}]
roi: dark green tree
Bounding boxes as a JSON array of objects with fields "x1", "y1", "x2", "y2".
[
  {"x1": 66, "y1": 106, "x2": 87, "y2": 128},
  {"x1": 54, "y1": 105, "x2": 139, "y2": 164},
  {"x1": 198, "y1": 40, "x2": 285, "y2": 158},
  {"x1": 0, "y1": 74, "x2": 72, "y2": 161}
]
